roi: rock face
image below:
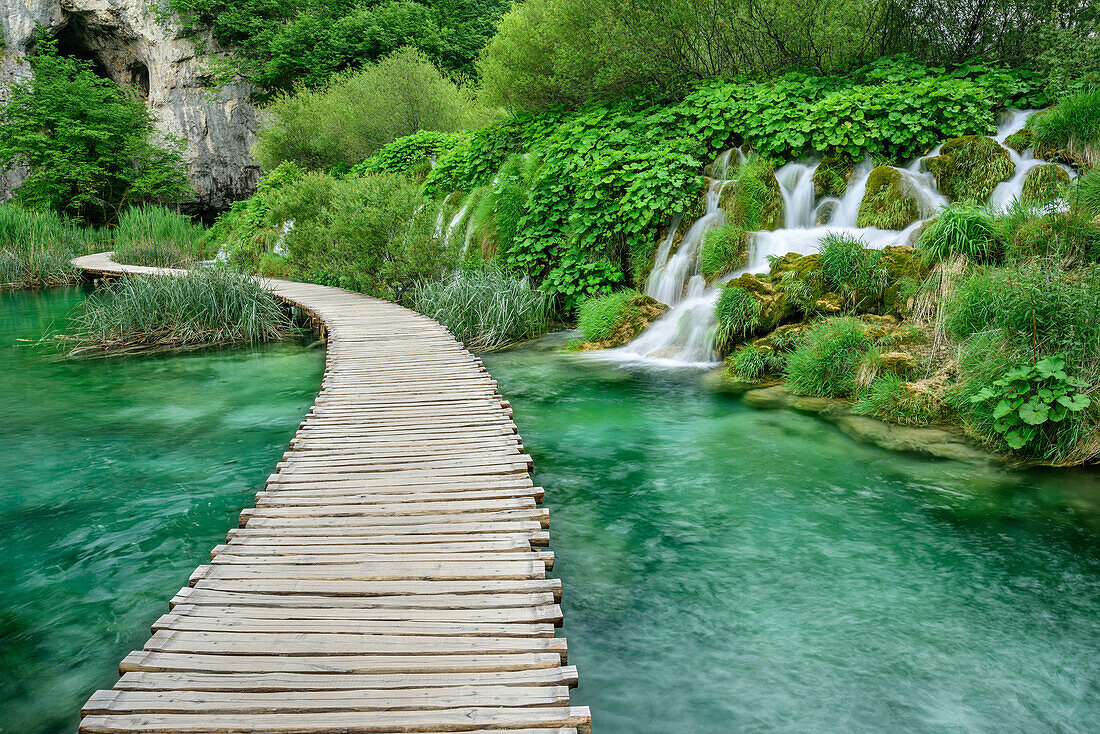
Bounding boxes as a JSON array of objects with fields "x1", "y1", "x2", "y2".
[{"x1": 0, "y1": 0, "x2": 260, "y2": 213}]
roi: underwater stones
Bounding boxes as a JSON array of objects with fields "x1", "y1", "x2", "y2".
[
  {"x1": 856, "y1": 166, "x2": 922, "y2": 230},
  {"x1": 1022, "y1": 164, "x2": 1071, "y2": 204},
  {"x1": 813, "y1": 155, "x2": 855, "y2": 198},
  {"x1": 574, "y1": 294, "x2": 668, "y2": 351},
  {"x1": 922, "y1": 135, "x2": 1015, "y2": 203}
]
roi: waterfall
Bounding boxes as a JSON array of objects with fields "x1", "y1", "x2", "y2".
[
  {"x1": 609, "y1": 110, "x2": 1060, "y2": 368},
  {"x1": 434, "y1": 193, "x2": 455, "y2": 239},
  {"x1": 444, "y1": 205, "x2": 469, "y2": 250}
]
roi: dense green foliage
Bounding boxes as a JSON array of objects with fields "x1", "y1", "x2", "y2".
[
  {"x1": 698, "y1": 225, "x2": 748, "y2": 282},
  {"x1": 0, "y1": 205, "x2": 104, "y2": 288},
  {"x1": 817, "y1": 233, "x2": 889, "y2": 310},
  {"x1": 917, "y1": 203, "x2": 999, "y2": 262},
  {"x1": 1027, "y1": 91, "x2": 1100, "y2": 169},
  {"x1": 168, "y1": 0, "x2": 510, "y2": 94},
  {"x1": 65, "y1": 269, "x2": 291, "y2": 351},
  {"x1": 576, "y1": 289, "x2": 641, "y2": 342},
  {"x1": 855, "y1": 373, "x2": 940, "y2": 426},
  {"x1": 111, "y1": 206, "x2": 209, "y2": 268},
  {"x1": 254, "y1": 47, "x2": 488, "y2": 171},
  {"x1": 0, "y1": 44, "x2": 189, "y2": 225},
  {"x1": 414, "y1": 268, "x2": 551, "y2": 349},
  {"x1": 352, "y1": 131, "x2": 466, "y2": 178},
  {"x1": 714, "y1": 284, "x2": 765, "y2": 353},
  {"x1": 784, "y1": 317, "x2": 872, "y2": 397}
]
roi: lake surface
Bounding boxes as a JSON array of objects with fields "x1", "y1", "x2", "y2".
[
  {"x1": 484, "y1": 340, "x2": 1100, "y2": 733},
  {"x1": 4, "y1": 288, "x2": 1099, "y2": 733},
  {"x1": 1, "y1": 287, "x2": 325, "y2": 734}
]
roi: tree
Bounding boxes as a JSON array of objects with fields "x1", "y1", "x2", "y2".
[{"x1": 0, "y1": 42, "x2": 190, "y2": 225}]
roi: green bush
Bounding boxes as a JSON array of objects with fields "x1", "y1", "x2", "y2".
[
  {"x1": 714, "y1": 284, "x2": 764, "y2": 353},
  {"x1": 943, "y1": 261, "x2": 1100, "y2": 371},
  {"x1": 577, "y1": 289, "x2": 641, "y2": 342},
  {"x1": 817, "y1": 233, "x2": 889, "y2": 309},
  {"x1": 111, "y1": 206, "x2": 208, "y2": 268},
  {"x1": 254, "y1": 47, "x2": 489, "y2": 171},
  {"x1": 728, "y1": 344, "x2": 783, "y2": 380},
  {"x1": 0, "y1": 42, "x2": 189, "y2": 225},
  {"x1": 698, "y1": 224, "x2": 748, "y2": 282},
  {"x1": 917, "y1": 203, "x2": 999, "y2": 263},
  {"x1": 855, "y1": 373, "x2": 939, "y2": 425},
  {"x1": 352, "y1": 131, "x2": 466, "y2": 178},
  {"x1": 1027, "y1": 90, "x2": 1100, "y2": 169},
  {"x1": 414, "y1": 268, "x2": 551, "y2": 350},
  {"x1": 784, "y1": 317, "x2": 872, "y2": 397},
  {"x1": 64, "y1": 268, "x2": 290, "y2": 351},
  {"x1": 1004, "y1": 209, "x2": 1100, "y2": 263}
]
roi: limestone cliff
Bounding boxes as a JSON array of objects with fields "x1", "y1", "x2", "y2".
[{"x1": 0, "y1": 0, "x2": 260, "y2": 213}]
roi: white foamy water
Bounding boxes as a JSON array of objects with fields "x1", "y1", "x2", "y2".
[{"x1": 607, "y1": 110, "x2": 1057, "y2": 367}]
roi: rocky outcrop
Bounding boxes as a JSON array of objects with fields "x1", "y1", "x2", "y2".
[
  {"x1": 921, "y1": 135, "x2": 1014, "y2": 203},
  {"x1": 0, "y1": 0, "x2": 260, "y2": 213}
]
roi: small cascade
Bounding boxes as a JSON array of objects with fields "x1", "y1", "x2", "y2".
[
  {"x1": 988, "y1": 110, "x2": 1075, "y2": 209},
  {"x1": 611, "y1": 110, "x2": 1065, "y2": 368},
  {"x1": 444, "y1": 204, "x2": 469, "y2": 250},
  {"x1": 434, "y1": 193, "x2": 454, "y2": 239}
]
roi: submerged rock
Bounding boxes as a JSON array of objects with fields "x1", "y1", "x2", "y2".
[
  {"x1": 922, "y1": 135, "x2": 1015, "y2": 203},
  {"x1": 856, "y1": 166, "x2": 922, "y2": 230},
  {"x1": 0, "y1": 0, "x2": 261, "y2": 213}
]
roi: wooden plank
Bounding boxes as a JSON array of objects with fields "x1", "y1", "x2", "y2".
[
  {"x1": 165, "y1": 604, "x2": 564, "y2": 626},
  {"x1": 120, "y1": 651, "x2": 567, "y2": 674}
]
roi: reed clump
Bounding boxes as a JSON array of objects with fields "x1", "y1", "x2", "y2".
[
  {"x1": 63, "y1": 268, "x2": 291, "y2": 353},
  {"x1": 0, "y1": 204, "x2": 105, "y2": 289},
  {"x1": 111, "y1": 205, "x2": 208, "y2": 268},
  {"x1": 414, "y1": 268, "x2": 551, "y2": 350}
]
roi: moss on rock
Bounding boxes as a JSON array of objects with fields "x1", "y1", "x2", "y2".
[
  {"x1": 856, "y1": 166, "x2": 922, "y2": 230},
  {"x1": 879, "y1": 245, "x2": 929, "y2": 316},
  {"x1": 719, "y1": 156, "x2": 784, "y2": 231},
  {"x1": 922, "y1": 135, "x2": 1015, "y2": 203},
  {"x1": 1021, "y1": 164, "x2": 1071, "y2": 204},
  {"x1": 698, "y1": 224, "x2": 749, "y2": 282},
  {"x1": 576, "y1": 290, "x2": 668, "y2": 349},
  {"x1": 814, "y1": 155, "x2": 855, "y2": 199},
  {"x1": 714, "y1": 274, "x2": 792, "y2": 354},
  {"x1": 1004, "y1": 129, "x2": 1033, "y2": 154}
]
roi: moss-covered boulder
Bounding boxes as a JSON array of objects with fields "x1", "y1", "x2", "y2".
[
  {"x1": 575, "y1": 291, "x2": 668, "y2": 350},
  {"x1": 719, "y1": 157, "x2": 784, "y2": 231},
  {"x1": 1004, "y1": 128, "x2": 1033, "y2": 154},
  {"x1": 815, "y1": 200, "x2": 838, "y2": 226},
  {"x1": 698, "y1": 224, "x2": 750, "y2": 282},
  {"x1": 856, "y1": 166, "x2": 922, "y2": 230},
  {"x1": 921, "y1": 135, "x2": 1015, "y2": 203},
  {"x1": 814, "y1": 155, "x2": 855, "y2": 198},
  {"x1": 1021, "y1": 164, "x2": 1071, "y2": 204},
  {"x1": 713, "y1": 274, "x2": 794, "y2": 354},
  {"x1": 879, "y1": 245, "x2": 929, "y2": 316}
]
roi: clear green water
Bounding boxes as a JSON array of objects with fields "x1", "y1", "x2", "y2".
[
  {"x1": 5, "y1": 290, "x2": 1100, "y2": 733},
  {"x1": 484, "y1": 340, "x2": 1100, "y2": 734},
  {"x1": 1, "y1": 288, "x2": 325, "y2": 734}
]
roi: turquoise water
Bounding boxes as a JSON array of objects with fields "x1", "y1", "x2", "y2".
[
  {"x1": 5, "y1": 287, "x2": 1100, "y2": 733},
  {"x1": 1, "y1": 288, "x2": 325, "y2": 734},
  {"x1": 484, "y1": 341, "x2": 1100, "y2": 733}
]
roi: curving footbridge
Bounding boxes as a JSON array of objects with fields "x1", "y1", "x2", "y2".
[{"x1": 70, "y1": 253, "x2": 590, "y2": 734}]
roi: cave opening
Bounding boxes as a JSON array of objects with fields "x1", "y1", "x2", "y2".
[{"x1": 49, "y1": 13, "x2": 150, "y2": 98}]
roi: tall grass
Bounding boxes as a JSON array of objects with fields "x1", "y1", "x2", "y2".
[
  {"x1": 1028, "y1": 90, "x2": 1100, "y2": 168},
  {"x1": 0, "y1": 204, "x2": 105, "y2": 288},
  {"x1": 698, "y1": 224, "x2": 748, "y2": 282},
  {"x1": 64, "y1": 269, "x2": 291, "y2": 352},
  {"x1": 111, "y1": 206, "x2": 208, "y2": 268},
  {"x1": 817, "y1": 232, "x2": 889, "y2": 309},
  {"x1": 576, "y1": 289, "x2": 641, "y2": 343},
  {"x1": 414, "y1": 268, "x2": 551, "y2": 350},
  {"x1": 917, "y1": 203, "x2": 999, "y2": 263},
  {"x1": 784, "y1": 317, "x2": 872, "y2": 397}
]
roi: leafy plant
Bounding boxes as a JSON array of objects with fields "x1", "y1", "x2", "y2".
[{"x1": 968, "y1": 355, "x2": 1091, "y2": 451}]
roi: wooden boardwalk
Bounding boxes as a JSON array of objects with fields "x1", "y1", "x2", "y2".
[{"x1": 71, "y1": 253, "x2": 590, "y2": 734}]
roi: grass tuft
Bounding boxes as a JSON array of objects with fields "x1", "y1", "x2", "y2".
[
  {"x1": 576, "y1": 289, "x2": 640, "y2": 343},
  {"x1": 111, "y1": 206, "x2": 208, "y2": 268},
  {"x1": 917, "y1": 203, "x2": 999, "y2": 263},
  {"x1": 698, "y1": 224, "x2": 748, "y2": 282},
  {"x1": 784, "y1": 317, "x2": 872, "y2": 397}
]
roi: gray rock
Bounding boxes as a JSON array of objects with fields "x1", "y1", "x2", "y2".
[{"x1": 0, "y1": 0, "x2": 260, "y2": 213}]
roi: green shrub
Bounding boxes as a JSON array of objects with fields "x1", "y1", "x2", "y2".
[
  {"x1": 943, "y1": 261, "x2": 1100, "y2": 371},
  {"x1": 817, "y1": 233, "x2": 889, "y2": 309},
  {"x1": 352, "y1": 131, "x2": 466, "y2": 178},
  {"x1": 111, "y1": 206, "x2": 207, "y2": 268},
  {"x1": 577, "y1": 289, "x2": 641, "y2": 342},
  {"x1": 723, "y1": 156, "x2": 783, "y2": 231},
  {"x1": 728, "y1": 344, "x2": 782, "y2": 380},
  {"x1": 64, "y1": 268, "x2": 291, "y2": 351},
  {"x1": 855, "y1": 373, "x2": 939, "y2": 425},
  {"x1": 698, "y1": 224, "x2": 748, "y2": 282},
  {"x1": 1073, "y1": 167, "x2": 1100, "y2": 218},
  {"x1": 0, "y1": 42, "x2": 189, "y2": 225},
  {"x1": 254, "y1": 47, "x2": 489, "y2": 171},
  {"x1": 917, "y1": 203, "x2": 999, "y2": 263},
  {"x1": 784, "y1": 317, "x2": 872, "y2": 397},
  {"x1": 414, "y1": 268, "x2": 552, "y2": 350},
  {"x1": 714, "y1": 284, "x2": 764, "y2": 353},
  {"x1": 1004, "y1": 209, "x2": 1100, "y2": 263},
  {"x1": 1027, "y1": 90, "x2": 1100, "y2": 169}
]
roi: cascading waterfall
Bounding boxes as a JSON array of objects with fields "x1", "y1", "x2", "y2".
[
  {"x1": 434, "y1": 193, "x2": 455, "y2": 239},
  {"x1": 611, "y1": 110, "x2": 1062, "y2": 367}
]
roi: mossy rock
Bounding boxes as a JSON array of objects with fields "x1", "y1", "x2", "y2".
[
  {"x1": 1021, "y1": 164, "x2": 1070, "y2": 204},
  {"x1": 922, "y1": 135, "x2": 1015, "y2": 203},
  {"x1": 814, "y1": 155, "x2": 855, "y2": 198},
  {"x1": 855, "y1": 166, "x2": 921, "y2": 230},
  {"x1": 719, "y1": 158, "x2": 784, "y2": 231},
  {"x1": 815, "y1": 200, "x2": 838, "y2": 226},
  {"x1": 716, "y1": 273, "x2": 794, "y2": 347},
  {"x1": 879, "y1": 245, "x2": 929, "y2": 316},
  {"x1": 1004, "y1": 129, "x2": 1033, "y2": 154},
  {"x1": 698, "y1": 224, "x2": 749, "y2": 282},
  {"x1": 575, "y1": 294, "x2": 668, "y2": 350}
]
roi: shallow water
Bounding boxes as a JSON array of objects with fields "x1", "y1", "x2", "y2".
[
  {"x1": 1, "y1": 288, "x2": 325, "y2": 734},
  {"x1": 485, "y1": 339, "x2": 1100, "y2": 733}
]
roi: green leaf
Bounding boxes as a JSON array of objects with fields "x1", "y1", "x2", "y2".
[{"x1": 1018, "y1": 402, "x2": 1048, "y2": 425}]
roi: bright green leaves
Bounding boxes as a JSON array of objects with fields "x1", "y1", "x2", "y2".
[{"x1": 970, "y1": 355, "x2": 1092, "y2": 454}]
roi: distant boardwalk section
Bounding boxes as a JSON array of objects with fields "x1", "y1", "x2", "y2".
[{"x1": 72, "y1": 253, "x2": 590, "y2": 734}]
